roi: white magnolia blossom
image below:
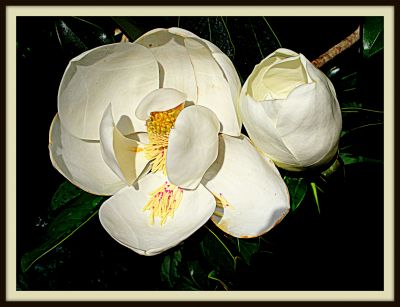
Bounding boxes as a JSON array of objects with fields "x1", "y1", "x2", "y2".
[
  {"x1": 240, "y1": 48, "x2": 342, "y2": 171},
  {"x1": 49, "y1": 28, "x2": 290, "y2": 256}
]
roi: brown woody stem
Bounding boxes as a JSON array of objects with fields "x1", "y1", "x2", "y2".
[{"x1": 312, "y1": 26, "x2": 360, "y2": 68}]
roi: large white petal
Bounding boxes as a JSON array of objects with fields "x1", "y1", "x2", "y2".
[
  {"x1": 202, "y1": 134, "x2": 290, "y2": 238},
  {"x1": 184, "y1": 38, "x2": 241, "y2": 136},
  {"x1": 100, "y1": 105, "x2": 149, "y2": 185},
  {"x1": 212, "y1": 52, "x2": 242, "y2": 126},
  {"x1": 49, "y1": 114, "x2": 125, "y2": 195},
  {"x1": 135, "y1": 29, "x2": 198, "y2": 104},
  {"x1": 98, "y1": 172, "x2": 215, "y2": 255},
  {"x1": 58, "y1": 43, "x2": 159, "y2": 140},
  {"x1": 166, "y1": 105, "x2": 220, "y2": 189},
  {"x1": 135, "y1": 88, "x2": 187, "y2": 120}
]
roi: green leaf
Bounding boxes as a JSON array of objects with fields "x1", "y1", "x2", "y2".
[
  {"x1": 54, "y1": 17, "x2": 115, "y2": 57},
  {"x1": 181, "y1": 260, "x2": 207, "y2": 290},
  {"x1": 284, "y1": 176, "x2": 308, "y2": 211},
  {"x1": 201, "y1": 226, "x2": 236, "y2": 274},
  {"x1": 21, "y1": 192, "x2": 106, "y2": 272},
  {"x1": 50, "y1": 181, "x2": 84, "y2": 211},
  {"x1": 235, "y1": 238, "x2": 260, "y2": 266},
  {"x1": 160, "y1": 249, "x2": 182, "y2": 288},
  {"x1": 111, "y1": 17, "x2": 143, "y2": 41},
  {"x1": 310, "y1": 182, "x2": 322, "y2": 214},
  {"x1": 362, "y1": 17, "x2": 383, "y2": 58},
  {"x1": 340, "y1": 152, "x2": 382, "y2": 165}
]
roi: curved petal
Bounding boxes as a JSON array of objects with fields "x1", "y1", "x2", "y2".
[
  {"x1": 246, "y1": 48, "x2": 299, "y2": 101},
  {"x1": 212, "y1": 52, "x2": 242, "y2": 126},
  {"x1": 240, "y1": 83, "x2": 299, "y2": 166},
  {"x1": 135, "y1": 88, "x2": 187, "y2": 120},
  {"x1": 135, "y1": 29, "x2": 198, "y2": 104},
  {"x1": 201, "y1": 134, "x2": 290, "y2": 238},
  {"x1": 168, "y1": 27, "x2": 199, "y2": 38},
  {"x1": 276, "y1": 60, "x2": 342, "y2": 168},
  {"x1": 49, "y1": 114, "x2": 125, "y2": 195},
  {"x1": 99, "y1": 172, "x2": 215, "y2": 256},
  {"x1": 166, "y1": 105, "x2": 220, "y2": 189},
  {"x1": 58, "y1": 43, "x2": 159, "y2": 140},
  {"x1": 184, "y1": 38, "x2": 241, "y2": 136},
  {"x1": 100, "y1": 105, "x2": 150, "y2": 185}
]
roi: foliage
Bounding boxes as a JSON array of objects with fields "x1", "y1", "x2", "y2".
[{"x1": 17, "y1": 16, "x2": 384, "y2": 291}]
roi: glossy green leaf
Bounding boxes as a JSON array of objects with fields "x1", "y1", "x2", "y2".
[
  {"x1": 55, "y1": 17, "x2": 115, "y2": 57},
  {"x1": 50, "y1": 181, "x2": 84, "y2": 211},
  {"x1": 362, "y1": 17, "x2": 383, "y2": 58},
  {"x1": 284, "y1": 176, "x2": 308, "y2": 211},
  {"x1": 310, "y1": 182, "x2": 322, "y2": 214},
  {"x1": 201, "y1": 226, "x2": 236, "y2": 274},
  {"x1": 235, "y1": 238, "x2": 260, "y2": 266},
  {"x1": 179, "y1": 260, "x2": 207, "y2": 290},
  {"x1": 21, "y1": 192, "x2": 106, "y2": 272},
  {"x1": 160, "y1": 249, "x2": 182, "y2": 288},
  {"x1": 340, "y1": 152, "x2": 382, "y2": 165}
]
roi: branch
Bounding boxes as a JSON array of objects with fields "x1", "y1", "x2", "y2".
[{"x1": 312, "y1": 26, "x2": 360, "y2": 68}]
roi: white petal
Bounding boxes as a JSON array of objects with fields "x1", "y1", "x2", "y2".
[
  {"x1": 100, "y1": 105, "x2": 149, "y2": 185},
  {"x1": 240, "y1": 84, "x2": 299, "y2": 166},
  {"x1": 135, "y1": 88, "x2": 187, "y2": 120},
  {"x1": 184, "y1": 38, "x2": 241, "y2": 136},
  {"x1": 135, "y1": 30, "x2": 198, "y2": 104},
  {"x1": 98, "y1": 172, "x2": 215, "y2": 255},
  {"x1": 166, "y1": 105, "x2": 219, "y2": 189},
  {"x1": 246, "y1": 48, "x2": 301, "y2": 101},
  {"x1": 275, "y1": 59, "x2": 342, "y2": 168},
  {"x1": 212, "y1": 52, "x2": 242, "y2": 126},
  {"x1": 202, "y1": 134, "x2": 290, "y2": 238},
  {"x1": 58, "y1": 43, "x2": 159, "y2": 140},
  {"x1": 49, "y1": 114, "x2": 125, "y2": 195},
  {"x1": 168, "y1": 27, "x2": 199, "y2": 38}
]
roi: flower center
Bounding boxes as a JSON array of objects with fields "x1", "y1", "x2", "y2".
[
  {"x1": 144, "y1": 103, "x2": 185, "y2": 174},
  {"x1": 143, "y1": 103, "x2": 185, "y2": 226},
  {"x1": 143, "y1": 181, "x2": 183, "y2": 226}
]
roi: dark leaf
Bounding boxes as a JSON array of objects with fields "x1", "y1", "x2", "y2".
[
  {"x1": 50, "y1": 181, "x2": 84, "y2": 211},
  {"x1": 160, "y1": 249, "x2": 182, "y2": 288},
  {"x1": 284, "y1": 176, "x2": 308, "y2": 211},
  {"x1": 178, "y1": 260, "x2": 208, "y2": 290},
  {"x1": 235, "y1": 238, "x2": 260, "y2": 266},
  {"x1": 362, "y1": 17, "x2": 383, "y2": 58},
  {"x1": 200, "y1": 226, "x2": 236, "y2": 274},
  {"x1": 340, "y1": 152, "x2": 382, "y2": 165},
  {"x1": 21, "y1": 192, "x2": 106, "y2": 272},
  {"x1": 55, "y1": 17, "x2": 114, "y2": 58}
]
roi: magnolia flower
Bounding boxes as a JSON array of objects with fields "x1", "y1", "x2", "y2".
[
  {"x1": 240, "y1": 48, "x2": 342, "y2": 172},
  {"x1": 49, "y1": 28, "x2": 290, "y2": 255}
]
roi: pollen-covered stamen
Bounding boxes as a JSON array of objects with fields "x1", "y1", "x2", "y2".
[
  {"x1": 144, "y1": 103, "x2": 185, "y2": 174},
  {"x1": 142, "y1": 181, "x2": 184, "y2": 225}
]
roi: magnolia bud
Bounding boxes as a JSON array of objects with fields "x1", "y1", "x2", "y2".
[{"x1": 240, "y1": 48, "x2": 342, "y2": 171}]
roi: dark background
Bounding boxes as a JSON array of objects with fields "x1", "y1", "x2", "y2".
[{"x1": 16, "y1": 17, "x2": 383, "y2": 290}]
